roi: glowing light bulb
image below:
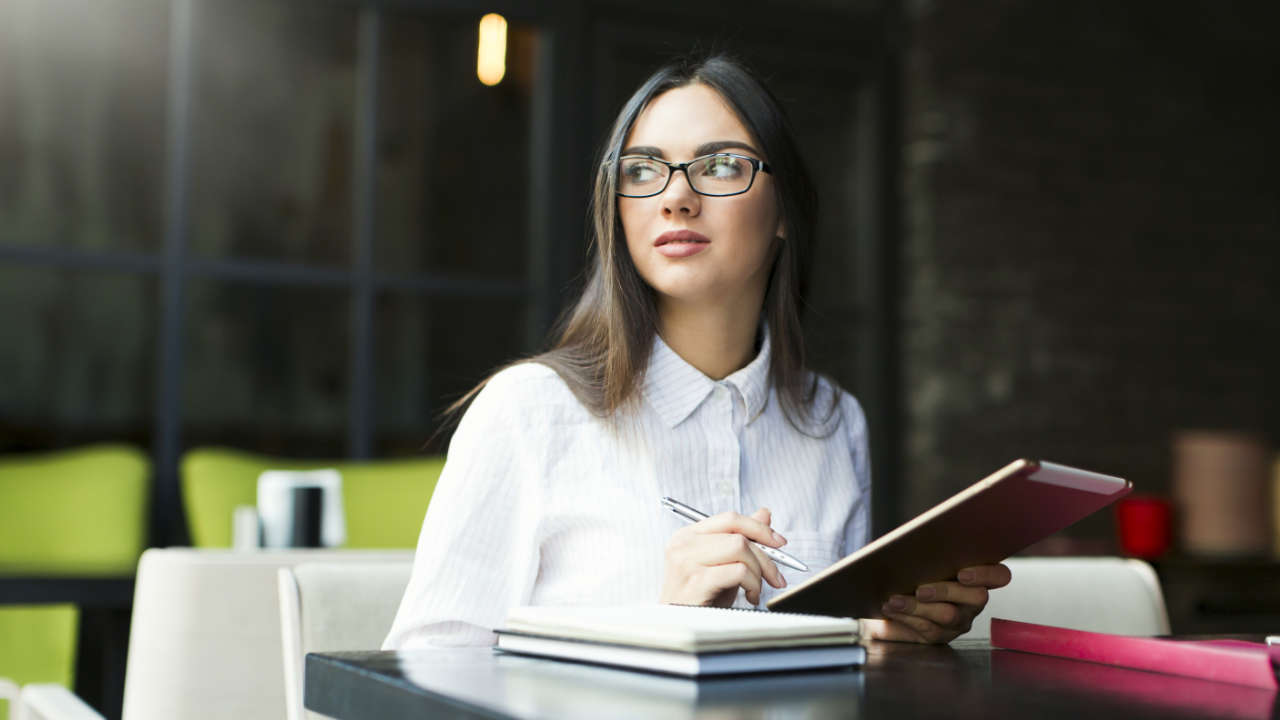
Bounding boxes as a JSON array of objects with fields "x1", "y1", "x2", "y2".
[{"x1": 476, "y1": 13, "x2": 507, "y2": 86}]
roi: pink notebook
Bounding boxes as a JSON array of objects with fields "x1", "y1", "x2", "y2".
[{"x1": 991, "y1": 618, "x2": 1279, "y2": 690}]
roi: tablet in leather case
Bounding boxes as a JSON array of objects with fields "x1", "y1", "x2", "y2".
[{"x1": 766, "y1": 459, "x2": 1132, "y2": 618}]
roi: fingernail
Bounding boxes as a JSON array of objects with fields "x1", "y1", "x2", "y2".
[
  {"x1": 917, "y1": 586, "x2": 936, "y2": 601},
  {"x1": 959, "y1": 570, "x2": 975, "y2": 583},
  {"x1": 889, "y1": 596, "x2": 907, "y2": 611},
  {"x1": 772, "y1": 531, "x2": 785, "y2": 546},
  {"x1": 779, "y1": 575, "x2": 788, "y2": 588}
]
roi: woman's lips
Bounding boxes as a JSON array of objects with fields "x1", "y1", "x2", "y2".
[{"x1": 654, "y1": 229, "x2": 710, "y2": 258}]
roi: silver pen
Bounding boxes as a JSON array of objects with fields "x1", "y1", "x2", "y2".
[{"x1": 660, "y1": 496, "x2": 810, "y2": 572}]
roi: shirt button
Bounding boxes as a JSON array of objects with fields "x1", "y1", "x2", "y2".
[{"x1": 718, "y1": 481, "x2": 734, "y2": 495}]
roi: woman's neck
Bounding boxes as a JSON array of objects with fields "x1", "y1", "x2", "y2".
[{"x1": 656, "y1": 296, "x2": 762, "y2": 380}]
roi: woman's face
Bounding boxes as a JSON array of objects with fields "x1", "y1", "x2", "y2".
[{"x1": 618, "y1": 83, "x2": 782, "y2": 308}]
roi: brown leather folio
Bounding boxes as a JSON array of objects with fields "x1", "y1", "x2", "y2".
[{"x1": 766, "y1": 459, "x2": 1132, "y2": 619}]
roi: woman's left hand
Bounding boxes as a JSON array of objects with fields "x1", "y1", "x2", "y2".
[{"x1": 859, "y1": 563, "x2": 1012, "y2": 644}]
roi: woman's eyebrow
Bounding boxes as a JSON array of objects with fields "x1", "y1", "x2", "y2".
[
  {"x1": 695, "y1": 140, "x2": 761, "y2": 157},
  {"x1": 618, "y1": 140, "x2": 762, "y2": 158},
  {"x1": 620, "y1": 145, "x2": 664, "y2": 157}
]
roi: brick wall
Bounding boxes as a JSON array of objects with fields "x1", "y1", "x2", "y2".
[{"x1": 901, "y1": 1, "x2": 1280, "y2": 541}]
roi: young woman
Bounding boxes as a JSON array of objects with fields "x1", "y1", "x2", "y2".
[{"x1": 384, "y1": 54, "x2": 1009, "y2": 649}]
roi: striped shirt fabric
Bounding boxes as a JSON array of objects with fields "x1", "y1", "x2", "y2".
[{"x1": 383, "y1": 329, "x2": 871, "y2": 649}]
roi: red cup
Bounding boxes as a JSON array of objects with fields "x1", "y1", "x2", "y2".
[{"x1": 1116, "y1": 496, "x2": 1173, "y2": 558}]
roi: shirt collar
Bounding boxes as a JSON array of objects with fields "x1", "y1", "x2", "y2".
[
  {"x1": 725, "y1": 328, "x2": 772, "y2": 424},
  {"x1": 643, "y1": 325, "x2": 772, "y2": 429}
]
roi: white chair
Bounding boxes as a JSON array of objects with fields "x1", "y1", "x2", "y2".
[
  {"x1": 120, "y1": 548, "x2": 412, "y2": 720},
  {"x1": 277, "y1": 561, "x2": 413, "y2": 720},
  {"x1": 1, "y1": 677, "x2": 19, "y2": 720},
  {"x1": 959, "y1": 556, "x2": 1170, "y2": 640},
  {"x1": 14, "y1": 684, "x2": 104, "y2": 720},
  {"x1": 0, "y1": 680, "x2": 104, "y2": 720}
]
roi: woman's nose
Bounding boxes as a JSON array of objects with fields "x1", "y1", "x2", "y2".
[{"x1": 660, "y1": 170, "x2": 701, "y2": 217}]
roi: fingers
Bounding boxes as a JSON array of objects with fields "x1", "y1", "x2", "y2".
[
  {"x1": 956, "y1": 563, "x2": 1012, "y2": 588},
  {"x1": 701, "y1": 562, "x2": 764, "y2": 605},
  {"x1": 883, "y1": 594, "x2": 967, "y2": 629},
  {"x1": 687, "y1": 532, "x2": 785, "y2": 589},
  {"x1": 661, "y1": 508, "x2": 787, "y2": 607},
  {"x1": 914, "y1": 581, "x2": 989, "y2": 611},
  {"x1": 866, "y1": 564, "x2": 1010, "y2": 645},
  {"x1": 746, "y1": 541, "x2": 787, "y2": 589},
  {"x1": 859, "y1": 617, "x2": 928, "y2": 644},
  {"x1": 881, "y1": 581, "x2": 986, "y2": 644},
  {"x1": 878, "y1": 609, "x2": 956, "y2": 644},
  {"x1": 693, "y1": 509, "x2": 787, "y2": 548}
]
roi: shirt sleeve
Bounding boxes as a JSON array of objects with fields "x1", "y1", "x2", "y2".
[
  {"x1": 382, "y1": 367, "x2": 543, "y2": 649},
  {"x1": 841, "y1": 393, "x2": 873, "y2": 556}
]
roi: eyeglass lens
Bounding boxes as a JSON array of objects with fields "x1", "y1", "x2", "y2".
[{"x1": 618, "y1": 155, "x2": 755, "y2": 197}]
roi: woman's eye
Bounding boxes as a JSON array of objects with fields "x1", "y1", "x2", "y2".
[
  {"x1": 701, "y1": 156, "x2": 744, "y2": 178},
  {"x1": 623, "y1": 162, "x2": 662, "y2": 182}
]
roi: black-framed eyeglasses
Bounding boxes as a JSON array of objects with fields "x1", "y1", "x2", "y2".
[{"x1": 613, "y1": 152, "x2": 772, "y2": 198}]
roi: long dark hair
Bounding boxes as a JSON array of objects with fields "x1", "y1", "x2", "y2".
[{"x1": 445, "y1": 53, "x2": 835, "y2": 435}]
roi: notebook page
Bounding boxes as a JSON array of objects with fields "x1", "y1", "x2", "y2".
[{"x1": 503, "y1": 604, "x2": 860, "y2": 652}]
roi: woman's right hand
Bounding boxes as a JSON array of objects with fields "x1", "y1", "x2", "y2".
[{"x1": 660, "y1": 507, "x2": 789, "y2": 607}]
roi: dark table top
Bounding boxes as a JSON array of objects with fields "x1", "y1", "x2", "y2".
[
  {"x1": 0, "y1": 576, "x2": 134, "y2": 607},
  {"x1": 306, "y1": 638, "x2": 1279, "y2": 720}
]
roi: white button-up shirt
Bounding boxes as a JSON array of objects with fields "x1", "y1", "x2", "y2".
[{"x1": 384, "y1": 331, "x2": 871, "y2": 649}]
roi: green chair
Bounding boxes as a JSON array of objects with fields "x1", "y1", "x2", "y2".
[
  {"x1": 181, "y1": 448, "x2": 444, "y2": 549},
  {"x1": 0, "y1": 444, "x2": 149, "y2": 715}
]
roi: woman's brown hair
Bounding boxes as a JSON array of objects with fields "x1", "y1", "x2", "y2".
[{"x1": 441, "y1": 53, "x2": 836, "y2": 437}]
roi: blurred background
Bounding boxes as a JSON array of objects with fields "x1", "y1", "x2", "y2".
[
  {"x1": 2, "y1": 0, "x2": 1279, "y2": 712},
  {"x1": 5, "y1": 0, "x2": 1279, "y2": 541}
]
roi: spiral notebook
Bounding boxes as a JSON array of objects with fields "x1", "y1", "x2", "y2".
[{"x1": 495, "y1": 604, "x2": 865, "y2": 676}]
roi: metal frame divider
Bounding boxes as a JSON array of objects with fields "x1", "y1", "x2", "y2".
[
  {"x1": 154, "y1": 0, "x2": 195, "y2": 546},
  {"x1": 349, "y1": 8, "x2": 382, "y2": 460}
]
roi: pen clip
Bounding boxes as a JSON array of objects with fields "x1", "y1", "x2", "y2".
[
  {"x1": 661, "y1": 497, "x2": 707, "y2": 524},
  {"x1": 661, "y1": 496, "x2": 707, "y2": 519}
]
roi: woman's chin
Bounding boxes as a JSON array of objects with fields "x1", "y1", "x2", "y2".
[{"x1": 652, "y1": 282, "x2": 732, "y2": 308}]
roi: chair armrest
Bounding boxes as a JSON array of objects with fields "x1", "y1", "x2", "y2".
[
  {"x1": 17, "y1": 684, "x2": 106, "y2": 720},
  {"x1": 1, "y1": 677, "x2": 20, "y2": 714}
]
